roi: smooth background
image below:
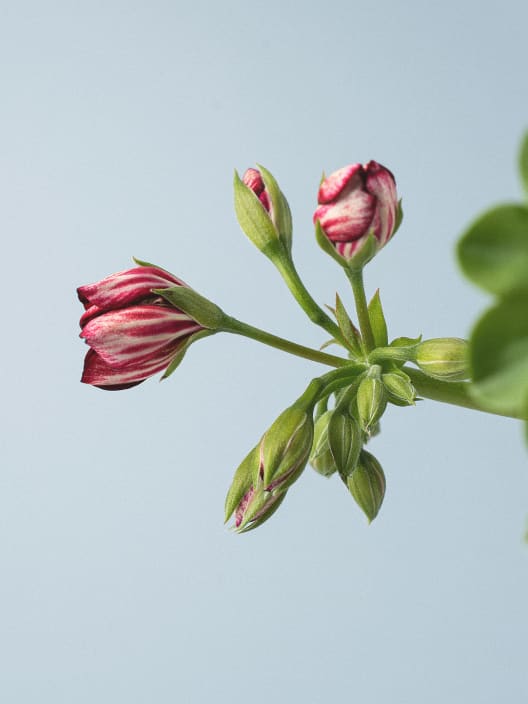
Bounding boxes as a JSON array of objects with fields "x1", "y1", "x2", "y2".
[{"x1": 1, "y1": 1, "x2": 527, "y2": 702}]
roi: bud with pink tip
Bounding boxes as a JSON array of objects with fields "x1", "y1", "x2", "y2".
[{"x1": 314, "y1": 161, "x2": 401, "y2": 268}]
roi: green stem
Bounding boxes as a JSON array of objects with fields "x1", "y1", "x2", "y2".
[
  {"x1": 405, "y1": 367, "x2": 528, "y2": 421},
  {"x1": 345, "y1": 268, "x2": 376, "y2": 352},
  {"x1": 223, "y1": 316, "x2": 351, "y2": 368},
  {"x1": 272, "y1": 254, "x2": 345, "y2": 345}
]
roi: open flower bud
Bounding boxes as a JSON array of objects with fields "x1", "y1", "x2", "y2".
[
  {"x1": 314, "y1": 161, "x2": 400, "y2": 267},
  {"x1": 382, "y1": 370, "x2": 416, "y2": 406},
  {"x1": 225, "y1": 399, "x2": 315, "y2": 533},
  {"x1": 234, "y1": 165, "x2": 292, "y2": 254},
  {"x1": 413, "y1": 338, "x2": 470, "y2": 381},
  {"x1": 309, "y1": 411, "x2": 338, "y2": 477},
  {"x1": 224, "y1": 445, "x2": 287, "y2": 533},
  {"x1": 347, "y1": 450, "x2": 386, "y2": 523},
  {"x1": 356, "y1": 367, "x2": 387, "y2": 432},
  {"x1": 77, "y1": 266, "x2": 204, "y2": 389}
]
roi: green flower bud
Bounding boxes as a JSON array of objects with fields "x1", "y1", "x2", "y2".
[
  {"x1": 356, "y1": 367, "x2": 387, "y2": 432},
  {"x1": 309, "y1": 410, "x2": 338, "y2": 477},
  {"x1": 234, "y1": 166, "x2": 292, "y2": 257},
  {"x1": 327, "y1": 408, "x2": 362, "y2": 481},
  {"x1": 260, "y1": 404, "x2": 314, "y2": 489},
  {"x1": 382, "y1": 370, "x2": 416, "y2": 406},
  {"x1": 347, "y1": 450, "x2": 386, "y2": 523},
  {"x1": 413, "y1": 338, "x2": 470, "y2": 381}
]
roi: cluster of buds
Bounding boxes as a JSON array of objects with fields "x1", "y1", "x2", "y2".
[{"x1": 77, "y1": 156, "x2": 474, "y2": 534}]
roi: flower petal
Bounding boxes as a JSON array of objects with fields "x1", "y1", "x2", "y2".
[
  {"x1": 317, "y1": 164, "x2": 363, "y2": 204},
  {"x1": 80, "y1": 347, "x2": 182, "y2": 389},
  {"x1": 80, "y1": 304, "x2": 202, "y2": 368},
  {"x1": 77, "y1": 266, "x2": 187, "y2": 312},
  {"x1": 314, "y1": 188, "x2": 376, "y2": 242},
  {"x1": 365, "y1": 161, "x2": 397, "y2": 245}
]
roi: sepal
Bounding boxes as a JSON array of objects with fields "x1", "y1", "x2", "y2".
[
  {"x1": 309, "y1": 410, "x2": 338, "y2": 477},
  {"x1": 155, "y1": 287, "x2": 225, "y2": 330},
  {"x1": 356, "y1": 366, "x2": 387, "y2": 432}
]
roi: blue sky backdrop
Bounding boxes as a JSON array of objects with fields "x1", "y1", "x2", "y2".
[{"x1": 1, "y1": 1, "x2": 527, "y2": 702}]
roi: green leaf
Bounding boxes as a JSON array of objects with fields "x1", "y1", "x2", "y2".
[
  {"x1": 314, "y1": 219, "x2": 344, "y2": 264},
  {"x1": 519, "y1": 130, "x2": 528, "y2": 198},
  {"x1": 334, "y1": 293, "x2": 363, "y2": 357},
  {"x1": 368, "y1": 289, "x2": 388, "y2": 348},
  {"x1": 457, "y1": 204, "x2": 528, "y2": 296},
  {"x1": 469, "y1": 293, "x2": 528, "y2": 414}
]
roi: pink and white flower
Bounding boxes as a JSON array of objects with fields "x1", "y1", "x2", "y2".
[
  {"x1": 78, "y1": 266, "x2": 203, "y2": 390},
  {"x1": 314, "y1": 161, "x2": 398, "y2": 261}
]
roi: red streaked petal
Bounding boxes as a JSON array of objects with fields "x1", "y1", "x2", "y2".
[
  {"x1": 365, "y1": 161, "x2": 398, "y2": 244},
  {"x1": 77, "y1": 266, "x2": 187, "y2": 311},
  {"x1": 81, "y1": 347, "x2": 182, "y2": 389},
  {"x1": 80, "y1": 304, "x2": 201, "y2": 368},
  {"x1": 317, "y1": 164, "x2": 363, "y2": 204},
  {"x1": 314, "y1": 189, "x2": 376, "y2": 242}
]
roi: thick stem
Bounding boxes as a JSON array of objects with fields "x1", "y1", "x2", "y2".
[
  {"x1": 346, "y1": 268, "x2": 376, "y2": 352},
  {"x1": 223, "y1": 317, "x2": 350, "y2": 368},
  {"x1": 272, "y1": 254, "x2": 345, "y2": 345},
  {"x1": 405, "y1": 367, "x2": 528, "y2": 420}
]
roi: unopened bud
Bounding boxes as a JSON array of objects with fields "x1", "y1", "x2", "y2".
[
  {"x1": 382, "y1": 370, "x2": 416, "y2": 406},
  {"x1": 260, "y1": 404, "x2": 313, "y2": 490},
  {"x1": 413, "y1": 338, "x2": 470, "y2": 381},
  {"x1": 309, "y1": 410, "x2": 338, "y2": 477},
  {"x1": 347, "y1": 450, "x2": 386, "y2": 523},
  {"x1": 357, "y1": 367, "x2": 387, "y2": 431},
  {"x1": 327, "y1": 408, "x2": 362, "y2": 481}
]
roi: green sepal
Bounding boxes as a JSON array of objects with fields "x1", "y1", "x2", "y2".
[
  {"x1": 224, "y1": 445, "x2": 260, "y2": 523},
  {"x1": 327, "y1": 409, "x2": 362, "y2": 481},
  {"x1": 457, "y1": 203, "x2": 528, "y2": 297},
  {"x1": 519, "y1": 130, "x2": 528, "y2": 198},
  {"x1": 236, "y1": 490, "x2": 287, "y2": 534},
  {"x1": 390, "y1": 335, "x2": 422, "y2": 348},
  {"x1": 315, "y1": 219, "x2": 345, "y2": 264},
  {"x1": 154, "y1": 287, "x2": 225, "y2": 329},
  {"x1": 132, "y1": 256, "x2": 164, "y2": 269},
  {"x1": 161, "y1": 329, "x2": 215, "y2": 380},
  {"x1": 393, "y1": 198, "x2": 404, "y2": 235},
  {"x1": 345, "y1": 232, "x2": 378, "y2": 272},
  {"x1": 367, "y1": 289, "x2": 388, "y2": 348},
  {"x1": 309, "y1": 410, "x2": 338, "y2": 478},
  {"x1": 334, "y1": 293, "x2": 363, "y2": 357},
  {"x1": 257, "y1": 164, "x2": 293, "y2": 252},
  {"x1": 260, "y1": 406, "x2": 313, "y2": 488},
  {"x1": 233, "y1": 170, "x2": 281, "y2": 254},
  {"x1": 469, "y1": 293, "x2": 528, "y2": 415},
  {"x1": 347, "y1": 450, "x2": 386, "y2": 523}
]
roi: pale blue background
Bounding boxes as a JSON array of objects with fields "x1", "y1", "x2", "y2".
[{"x1": 1, "y1": 1, "x2": 527, "y2": 702}]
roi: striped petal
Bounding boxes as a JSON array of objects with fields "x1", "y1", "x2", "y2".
[
  {"x1": 80, "y1": 304, "x2": 202, "y2": 369},
  {"x1": 314, "y1": 188, "x2": 376, "y2": 242},
  {"x1": 77, "y1": 266, "x2": 186, "y2": 312},
  {"x1": 317, "y1": 164, "x2": 363, "y2": 204},
  {"x1": 365, "y1": 161, "x2": 397, "y2": 245},
  {"x1": 80, "y1": 346, "x2": 184, "y2": 389}
]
